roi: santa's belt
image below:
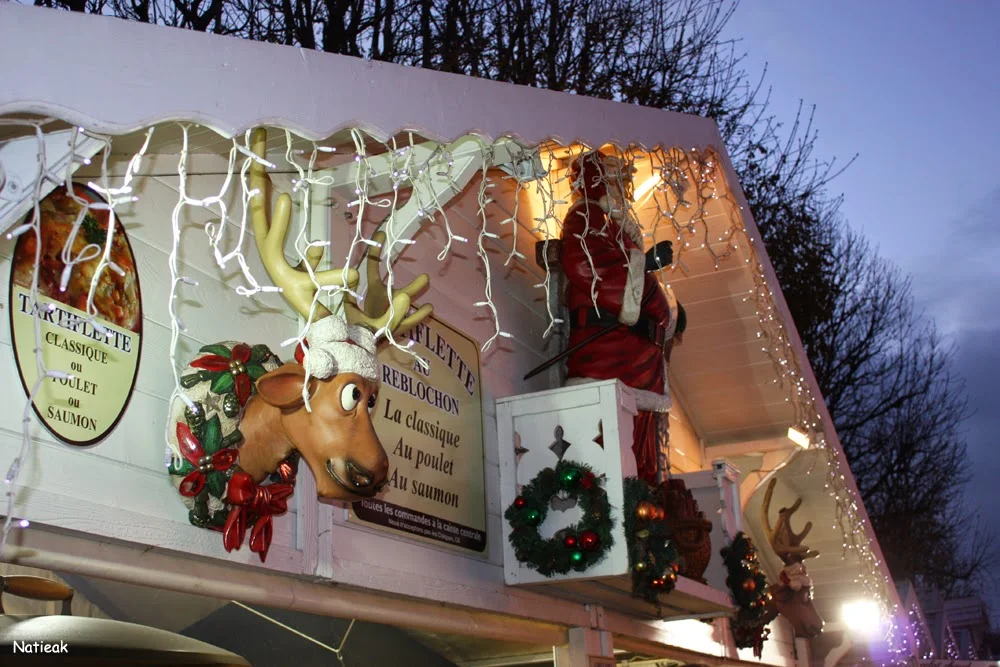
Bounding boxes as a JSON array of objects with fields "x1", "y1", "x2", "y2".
[{"x1": 571, "y1": 308, "x2": 667, "y2": 347}]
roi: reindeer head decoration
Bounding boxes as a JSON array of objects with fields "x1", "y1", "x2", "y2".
[
  {"x1": 759, "y1": 478, "x2": 825, "y2": 638},
  {"x1": 167, "y1": 128, "x2": 432, "y2": 561},
  {"x1": 245, "y1": 128, "x2": 433, "y2": 500}
]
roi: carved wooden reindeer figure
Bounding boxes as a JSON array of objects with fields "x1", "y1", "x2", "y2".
[
  {"x1": 759, "y1": 478, "x2": 825, "y2": 638},
  {"x1": 167, "y1": 128, "x2": 432, "y2": 561}
]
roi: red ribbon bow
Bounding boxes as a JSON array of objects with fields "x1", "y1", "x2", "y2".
[{"x1": 222, "y1": 471, "x2": 294, "y2": 563}]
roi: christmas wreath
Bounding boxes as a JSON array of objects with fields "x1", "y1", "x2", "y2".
[
  {"x1": 168, "y1": 341, "x2": 298, "y2": 563},
  {"x1": 505, "y1": 460, "x2": 613, "y2": 576},
  {"x1": 624, "y1": 477, "x2": 681, "y2": 603},
  {"x1": 721, "y1": 531, "x2": 772, "y2": 656}
]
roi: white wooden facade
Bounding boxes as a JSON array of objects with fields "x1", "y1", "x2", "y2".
[{"x1": 0, "y1": 4, "x2": 914, "y2": 667}]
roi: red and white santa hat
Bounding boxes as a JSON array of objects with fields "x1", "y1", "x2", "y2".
[
  {"x1": 293, "y1": 316, "x2": 378, "y2": 382},
  {"x1": 779, "y1": 562, "x2": 813, "y2": 591}
]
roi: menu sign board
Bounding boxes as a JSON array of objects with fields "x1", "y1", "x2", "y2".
[
  {"x1": 8, "y1": 184, "x2": 142, "y2": 446},
  {"x1": 351, "y1": 316, "x2": 486, "y2": 553}
]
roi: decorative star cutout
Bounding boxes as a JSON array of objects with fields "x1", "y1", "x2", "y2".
[
  {"x1": 203, "y1": 392, "x2": 224, "y2": 414},
  {"x1": 513, "y1": 432, "x2": 529, "y2": 464},
  {"x1": 593, "y1": 420, "x2": 604, "y2": 449},
  {"x1": 549, "y1": 425, "x2": 571, "y2": 461}
]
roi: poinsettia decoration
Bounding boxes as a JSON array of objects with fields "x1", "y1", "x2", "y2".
[
  {"x1": 183, "y1": 343, "x2": 272, "y2": 406},
  {"x1": 172, "y1": 420, "x2": 238, "y2": 498}
]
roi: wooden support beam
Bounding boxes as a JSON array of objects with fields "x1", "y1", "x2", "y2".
[{"x1": 0, "y1": 526, "x2": 567, "y2": 647}]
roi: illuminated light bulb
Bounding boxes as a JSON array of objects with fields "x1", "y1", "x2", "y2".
[{"x1": 6, "y1": 224, "x2": 34, "y2": 239}]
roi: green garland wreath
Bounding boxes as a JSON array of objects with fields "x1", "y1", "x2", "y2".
[
  {"x1": 505, "y1": 460, "x2": 613, "y2": 576},
  {"x1": 624, "y1": 477, "x2": 681, "y2": 603},
  {"x1": 721, "y1": 531, "x2": 772, "y2": 656}
]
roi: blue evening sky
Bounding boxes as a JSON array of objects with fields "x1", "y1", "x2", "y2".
[{"x1": 723, "y1": 0, "x2": 1000, "y2": 616}]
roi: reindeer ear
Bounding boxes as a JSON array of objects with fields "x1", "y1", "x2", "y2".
[{"x1": 255, "y1": 363, "x2": 317, "y2": 409}]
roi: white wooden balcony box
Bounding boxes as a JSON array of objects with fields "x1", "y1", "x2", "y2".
[
  {"x1": 496, "y1": 380, "x2": 733, "y2": 620},
  {"x1": 674, "y1": 461, "x2": 744, "y2": 593}
]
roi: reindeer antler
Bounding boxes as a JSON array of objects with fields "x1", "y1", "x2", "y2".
[
  {"x1": 249, "y1": 128, "x2": 359, "y2": 320},
  {"x1": 761, "y1": 478, "x2": 819, "y2": 565},
  {"x1": 344, "y1": 231, "x2": 433, "y2": 336}
]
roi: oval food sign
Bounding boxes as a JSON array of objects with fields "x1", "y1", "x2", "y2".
[{"x1": 8, "y1": 184, "x2": 143, "y2": 446}]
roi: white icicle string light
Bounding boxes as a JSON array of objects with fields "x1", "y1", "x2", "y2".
[
  {"x1": 164, "y1": 125, "x2": 312, "y2": 454},
  {"x1": 373, "y1": 133, "x2": 407, "y2": 354},
  {"x1": 283, "y1": 131, "x2": 324, "y2": 411},
  {"x1": 0, "y1": 118, "x2": 67, "y2": 554},
  {"x1": 555, "y1": 146, "x2": 601, "y2": 314},
  {"x1": 472, "y1": 139, "x2": 509, "y2": 353},
  {"x1": 498, "y1": 146, "x2": 528, "y2": 268},
  {"x1": 529, "y1": 144, "x2": 566, "y2": 339},
  {"x1": 165, "y1": 124, "x2": 203, "y2": 450},
  {"x1": 0, "y1": 120, "x2": 148, "y2": 554},
  {"x1": 422, "y1": 144, "x2": 467, "y2": 260},
  {"x1": 276, "y1": 130, "x2": 365, "y2": 412},
  {"x1": 345, "y1": 130, "x2": 411, "y2": 362},
  {"x1": 81, "y1": 129, "x2": 153, "y2": 333},
  {"x1": 378, "y1": 133, "x2": 429, "y2": 372},
  {"x1": 203, "y1": 140, "x2": 249, "y2": 279},
  {"x1": 228, "y1": 136, "x2": 279, "y2": 297}
]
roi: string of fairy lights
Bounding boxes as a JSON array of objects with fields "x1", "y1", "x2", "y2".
[
  {"x1": 624, "y1": 144, "x2": 916, "y2": 662},
  {"x1": 0, "y1": 119, "x2": 928, "y2": 662},
  {"x1": 0, "y1": 119, "x2": 144, "y2": 555}
]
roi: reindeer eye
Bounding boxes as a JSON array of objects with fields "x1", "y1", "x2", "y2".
[
  {"x1": 367, "y1": 394, "x2": 377, "y2": 410},
  {"x1": 341, "y1": 384, "x2": 361, "y2": 411}
]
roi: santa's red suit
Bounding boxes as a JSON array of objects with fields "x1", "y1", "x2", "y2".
[{"x1": 560, "y1": 152, "x2": 679, "y2": 486}]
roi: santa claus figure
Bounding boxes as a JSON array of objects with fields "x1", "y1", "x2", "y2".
[{"x1": 560, "y1": 150, "x2": 683, "y2": 485}]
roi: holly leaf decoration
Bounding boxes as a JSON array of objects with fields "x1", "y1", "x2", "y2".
[
  {"x1": 246, "y1": 364, "x2": 268, "y2": 381},
  {"x1": 211, "y1": 372, "x2": 235, "y2": 395},
  {"x1": 206, "y1": 471, "x2": 228, "y2": 499},
  {"x1": 200, "y1": 344, "x2": 232, "y2": 358},
  {"x1": 168, "y1": 458, "x2": 195, "y2": 476},
  {"x1": 249, "y1": 344, "x2": 272, "y2": 364},
  {"x1": 201, "y1": 415, "x2": 223, "y2": 454}
]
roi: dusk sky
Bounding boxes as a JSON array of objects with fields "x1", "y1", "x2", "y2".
[{"x1": 724, "y1": 1, "x2": 1000, "y2": 616}]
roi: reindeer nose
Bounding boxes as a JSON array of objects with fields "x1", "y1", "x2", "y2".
[{"x1": 345, "y1": 460, "x2": 374, "y2": 489}]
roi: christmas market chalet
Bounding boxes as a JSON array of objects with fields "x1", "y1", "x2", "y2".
[{"x1": 0, "y1": 4, "x2": 955, "y2": 666}]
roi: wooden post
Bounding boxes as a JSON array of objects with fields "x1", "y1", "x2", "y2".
[
  {"x1": 553, "y1": 627, "x2": 614, "y2": 667},
  {"x1": 535, "y1": 239, "x2": 562, "y2": 268}
]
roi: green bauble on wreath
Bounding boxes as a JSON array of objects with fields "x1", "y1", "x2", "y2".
[{"x1": 505, "y1": 460, "x2": 614, "y2": 576}]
